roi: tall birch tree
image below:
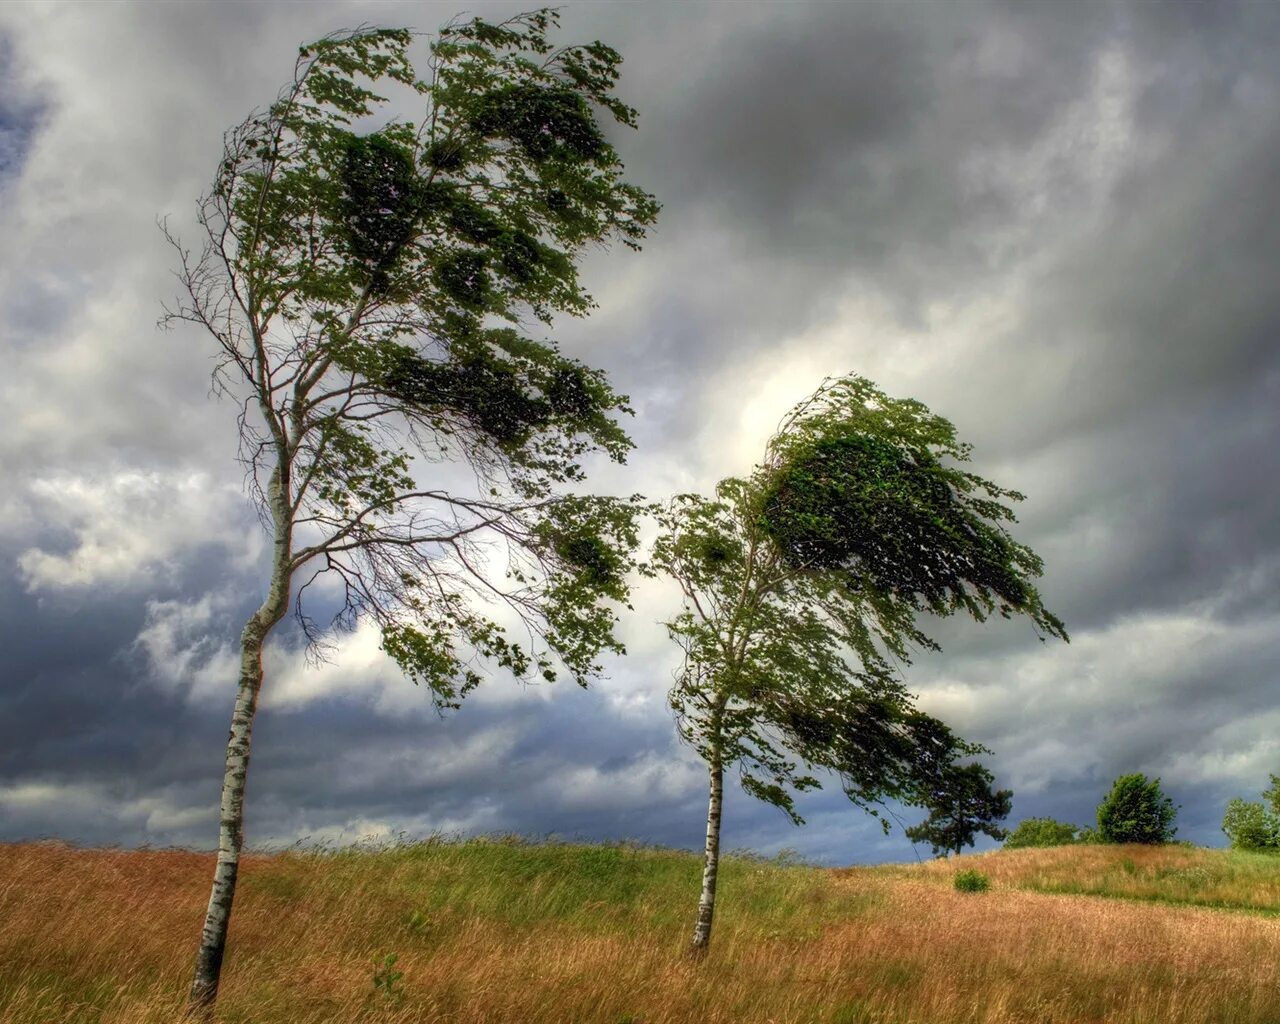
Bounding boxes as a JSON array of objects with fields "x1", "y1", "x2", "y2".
[
  {"x1": 653, "y1": 375, "x2": 1067, "y2": 953},
  {"x1": 162, "y1": 11, "x2": 657, "y2": 1015}
]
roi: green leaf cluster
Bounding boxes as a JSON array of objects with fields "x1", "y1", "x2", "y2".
[
  {"x1": 1003, "y1": 816, "x2": 1084, "y2": 849},
  {"x1": 1221, "y1": 776, "x2": 1280, "y2": 850},
  {"x1": 953, "y1": 869, "x2": 990, "y2": 893},
  {"x1": 904, "y1": 761, "x2": 1012, "y2": 857},
  {"x1": 758, "y1": 377, "x2": 1066, "y2": 641},
  {"x1": 177, "y1": 10, "x2": 660, "y2": 709},
  {"x1": 1096, "y1": 773, "x2": 1178, "y2": 844}
]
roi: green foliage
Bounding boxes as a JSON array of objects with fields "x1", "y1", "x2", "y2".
[
  {"x1": 1003, "y1": 817, "x2": 1082, "y2": 849},
  {"x1": 1096, "y1": 774, "x2": 1178, "y2": 844},
  {"x1": 1215, "y1": 773, "x2": 1280, "y2": 852},
  {"x1": 758, "y1": 377, "x2": 1067, "y2": 642},
  {"x1": 167, "y1": 9, "x2": 660, "y2": 701},
  {"x1": 1222, "y1": 799, "x2": 1276, "y2": 850},
  {"x1": 370, "y1": 952, "x2": 404, "y2": 1003},
  {"x1": 339, "y1": 132, "x2": 423, "y2": 293},
  {"x1": 1263, "y1": 773, "x2": 1280, "y2": 817},
  {"x1": 953, "y1": 869, "x2": 990, "y2": 893},
  {"x1": 652, "y1": 375, "x2": 1064, "y2": 835},
  {"x1": 905, "y1": 762, "x2": 1012, "y2": 857},
  {"x1": 1222, "y1": 785, "x2": 1280, "y2": 851}
]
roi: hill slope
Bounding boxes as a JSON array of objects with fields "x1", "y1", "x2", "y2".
[{"x1": 2, "y1": 839, "x2": 1279, "y2": 1024}]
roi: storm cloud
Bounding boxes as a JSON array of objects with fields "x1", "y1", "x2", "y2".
[{"x1": 1, "y1": 0, "x2": 1278, "y2": 864}]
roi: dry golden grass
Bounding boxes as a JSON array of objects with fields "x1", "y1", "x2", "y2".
[
  {"x1": 893, "y1": 842, "x2": 1280, "y2": 913},
  {"x1": 3, "y1": 838, "x2": 1279, "y2": 1024}
]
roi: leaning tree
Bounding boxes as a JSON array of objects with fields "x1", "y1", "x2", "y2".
[
  {"x1": 652, "y1": 375, "x2": 1067, "y2": 953},
  {"x1": 162, "y1": 11, "x2": 657, "y2": 1014}
]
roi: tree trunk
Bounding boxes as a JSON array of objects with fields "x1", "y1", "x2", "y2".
[
  {"x1": 185, "y1": 613, "x2": 268, "y2": 1015},
  {"x1": 690, "y1": 748, "x2": 724, "y2": 953},
  {"x1": 186, "y1": 473, "x2": 291, "y2": 1018}
]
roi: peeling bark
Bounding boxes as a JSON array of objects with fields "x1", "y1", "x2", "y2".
[
  {"x1": 186, "y1": 472, "x2": 291, "y2": 1018},
  {"x1": 690, "y1": 747, "x2": 724, "y2": 953}
]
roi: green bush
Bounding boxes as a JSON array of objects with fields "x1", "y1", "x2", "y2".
[
  {"x1": 1222, "y1": 798, "x2": 1279, "y2": 850},
  {"x1": 1096, "y1": 773, "x2": 1178, "y2": 844},
  {"x1": 953, "y1": 869, "x2": 990, "y2": 893},
  {"x1": 1003, "y1": 817, "x2": 1081, "y2": 849}
]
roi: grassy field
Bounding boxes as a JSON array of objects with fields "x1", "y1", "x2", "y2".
[{"x1": 3, "y1": 838, "x2": 1280, "y2": 1024}]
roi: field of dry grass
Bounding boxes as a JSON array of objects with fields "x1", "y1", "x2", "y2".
[
  {"x1": 2, "y1": 838, "x2": 1279, "y2": 1024},
  {"x1": 893, "y1": 841, "x2": 1280, "y2": 914}
]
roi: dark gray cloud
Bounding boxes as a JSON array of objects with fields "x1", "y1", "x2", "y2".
[
  {"x1": 1, "y1": 0, "x2": 1278, "y2": 867},
  {"x1": 0, "y1": 37, "x2": 45, "y2": 182}
]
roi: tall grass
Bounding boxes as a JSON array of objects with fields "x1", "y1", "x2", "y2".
[
  {"x1": 2, "y1": 838, "x2": 1280, "y2": 1024},
  {"x1": 895, "y1": 842, "x2": 1280, "y2": 914}
]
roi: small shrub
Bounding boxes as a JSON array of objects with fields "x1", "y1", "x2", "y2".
[
  {"x1": 1096, "y1": 773, "x2": 1178, "y2": 844},
  {"x1": 954, "y1": 869, "x2": 990, "y2": 893},
  {"x1": 370, "y1": 952, "x2": 404, "y2": 1004},
  {"x1": 1004, "y1": 817, "x2": 1081, "y2": 849}
]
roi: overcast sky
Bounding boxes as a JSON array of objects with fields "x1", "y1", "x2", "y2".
[{"x1": 2, "y1": 0, "x2": 1278, "y2": 865}]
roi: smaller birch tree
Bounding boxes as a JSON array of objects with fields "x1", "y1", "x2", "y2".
[
  {"x1": 163, "y1": 10, "x2": 657, "y2": 1016},
  {"x1": 653, "y1": 375, "x2": 1067, "y2": 953}
]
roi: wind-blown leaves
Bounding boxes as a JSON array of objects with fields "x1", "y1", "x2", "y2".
[
  {"x1": 655, "y1": 374, "x2": 1065, "y2": 831},
  {"x1": 166, "y1": 6, "x2": 659, "y2": 706},
  {"x1": 759, "y1": 376, "x2": 1068, "y2": 640}
]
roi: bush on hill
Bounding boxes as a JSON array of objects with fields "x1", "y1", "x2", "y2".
[
  {"x1": 953, "y1": 869, "x2": 990, "y2": 892},
  {"x1": 1003, "y1": 817, "x2": 1082, "y2": 849}
]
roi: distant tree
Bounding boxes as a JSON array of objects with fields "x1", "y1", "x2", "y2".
[
  {"x1": 1003, "y1": 816, "x2": 1082, "y2": 849},
  {"x1": 1262, "y1": 773, "x2": 1280, "y2": 817},
  {"x1": 162, "y1": 11, "x2": 657, "y2": 1016},
  {"x1": 1096, "y1": 774, "x2": 1177, "y2": 844},
  {"x1": 906, "y1": 761, "x2": 1012, "y2": 857},
  {"x1": 652, "y1": 375, "x2": 1067, "y2": 953},
  {"x1": 1220, "y1": 775, "x2": 1280, "y2": 851},
  {"x1": 1222, "y1": 798, "x2": 1278, "y2": 851}
]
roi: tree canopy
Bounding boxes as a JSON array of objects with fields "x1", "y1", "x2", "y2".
[
  {"x1": 1096, "y1": 774, "x2": 1178, "y2": 844},
  {"x1": 1221, "y1": 774, "x2": 1280, "y2": 850},
  {"x1": 1003, "y1": 816, "x2": 1084, "y2": 849},
  {"x1": 1222, "y1": 798, "x2": 1277, "y2": 850},
  {"x1": 166, "y1": 10, "x2": 660, "y2": 703},
  {"x1": 659, "y1": 479, "x2": 998, "y2": 832},
  {"x1": 758, "y1": 378, "x2": 1066, "y2": 641},
  {"x1": 904, "y1": 761, "x2": 1012, "y2": 857}
]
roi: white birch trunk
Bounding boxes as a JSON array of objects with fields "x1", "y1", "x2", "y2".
[
  {"x1": 186, "y1": 471, "x2": 291, "y2": 1017},
  {"x1": 690, "y1": 748, "x2": 724, "y2": 953}
]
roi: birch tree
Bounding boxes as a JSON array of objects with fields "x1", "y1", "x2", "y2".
[
  {"x1": 162, "y1": 11, "x2": 657, "y2": 1015},
  {"x1": 653, "y1": 375, "x2": 1067, "y2": 953}
]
